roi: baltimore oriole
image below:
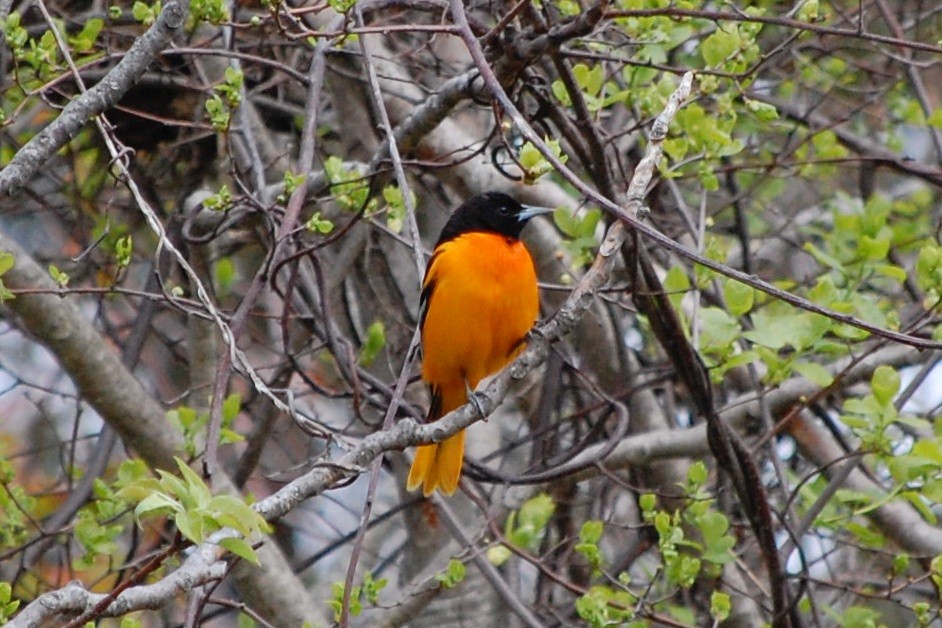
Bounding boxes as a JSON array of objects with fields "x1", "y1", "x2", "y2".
[{"x1": 407, "y1": 192, "x2": 551, "y2": 495}]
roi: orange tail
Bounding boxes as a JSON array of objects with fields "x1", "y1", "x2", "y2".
[{"x1": 407, "y1": 429, "x2": 466, "y2": 496}]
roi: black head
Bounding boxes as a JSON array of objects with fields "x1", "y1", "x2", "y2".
[{"x1": 436, "y1": 192, "x2": 552, "y2": 246}]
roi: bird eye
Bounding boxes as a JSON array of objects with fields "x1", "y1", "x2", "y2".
[{"x1": 498, "y1": 206, "x2": 509, "y2": 215}]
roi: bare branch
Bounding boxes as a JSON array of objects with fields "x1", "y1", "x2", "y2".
[{"x1": 0, "y1": 1, "x2": 188, "y2": 195}]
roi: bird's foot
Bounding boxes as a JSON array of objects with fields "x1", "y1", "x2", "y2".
[{"x1": 464, "y1": 379, "x2": 488, "y2": 419}]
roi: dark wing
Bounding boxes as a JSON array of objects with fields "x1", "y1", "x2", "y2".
[
  {"x1": 418, "y1": 249, "x2": 441, "y2": 332},
  {"x1": 426, "y1": 384, "x2": 443, "y2": 421}
]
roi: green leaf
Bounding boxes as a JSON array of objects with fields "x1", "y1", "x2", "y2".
[
  {"x1": 218, "y1": 536, "x2": 260, "y2": 565},
  {"x1": 575, "y1": 586, "x2": 635, "y2": 625},
  {"x1": 48, "y1": 264, "x2": 69, "y2": 288},
  {"x1": 207, "y1": 495, "x2": 256, "y2": 534},
  {"x1": 436, "y1": 558, "x2": 466, "y2": 589},
  {"x1": 873, "y1": 263, "x2": 907, "y2": 282},
  {"x1": 134, "y1": 492, "x2": 181, "y2": 518},
  {"x1": 871, "y1": 365, "x2": 900, "y2": 407},
  {"x1": 858, "y1": 235, "x2": 889, "y2": 261},
  {"x1": 698, "y1": 307, "x2": 741, "y2": 349},
  {"x1": 793, "y1": 361, "x2": 834, "y2": 386},
  {"x1": 744, "y1": 98, "x2": 778, "y2": 121},
  {"x1": 698, "y1": 511, "x2": 735, "y2": 564},
  {"x1": 0, "y1": 252, "x2": 14, "y2": 302},
  {"x1": 839, "y1": 605, "x2": 882, "y2": 627},
  {"x1": 362, "y1": 571, "x2": 387, "y2": 604},
  {"x1": 175, "y1": 458, "x2": 213, "y2": 509},
  {"x1": 744, "y1": 309, "x2": 830, "y2": 352},
  {"x1": 803, "y1": 241, "x2": 843, "y2": 271},
  {"x1": 508, "y1": 493, "x2": 555, "y2": 551},
  {"x1": 381, "y1": 185, "x2": 414, "y2": 232},
  {"x1": 518, "y1": 142, "x2": 543, "y2": 171},
  {"x1": 663, "y1": 265, "x2": 691, "y2": 311},
  {"x1": 69, "y1": 18, "x2": 102, "y2": 52},
  {"x1": 0, "y1": 581, "x2": 18, "y2": 622},
  {"x1": 517, "y1": 137, "x2": 567, "y2": 183},
  {"x1": 486, "y1": 544, "x2": 512, "y2": 567},
  {"x1": 701, "y1": 26, "x2": 740, "y2": 67},
  {"x1": 845, "y1": 521, "x2": 885, "y2": 548},
  {"x1": 579, "y1": 520, "x2": 603, "y2": 544},
  {"x1": 359, "y1": 321, "x2": 386, "y2": 366},
  {"x1": 723, "y1": 280, "x2": 754, "y2": 316},
  {"x1": 0, "y1": 251, "x2": 13, "y2": 275},
  {"x1": 131, "y1": 0, "x2": 158, "y2": 24},
  {"x1": 305, "y1": 211, "x2": 335, "y2": 234},
  {"x1": 222, "y1": 393, "x2": 241, "y2": 423},
  {"x1": 551, "y1": 79, "x2": 571, "y2": 106},
  {"x1": 572, "y1": 63, "x2": 604, "y2": 97},
  {"x1": 687, "y1": 461, "x2": 708, "y2": 486},
  {"x1": 892, "y1": 553, "x2": 910, "y2": 574},
  {"x1": 710, "y1": 591, "x2": 731, "y2": 621},
  {"x1": 796, "y1": 0, "x2": 819, "y2": 21},
  {"x1": 575, "y1": 540, "x2": 602, "y2": 571},
  {"x1": 176, "y1": 509, "x2": 208, "y2": 543}
]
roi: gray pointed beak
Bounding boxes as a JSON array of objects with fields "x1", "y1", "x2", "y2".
[{"x1": 517, "y1": 204, "x2": 555, "y2": 222}]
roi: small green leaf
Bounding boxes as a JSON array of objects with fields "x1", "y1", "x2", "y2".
[
  {"x1": 436, "y1": 558, "x2": 466, "y2": 589},
  {"x1": 871, "y1": 365, "x2": 900, "y2": 407},
  {"x1": 222, "y1": 393, "x2": 241, "y2": 423},
  {"x1": 517, "y1": 137, "x2": 567, "y2": 183},
  {"x1": 48, "y1": 264, "x2": 69, "y2": 288},
  {"x1": 0, "y1": 252, "x2": 14, "y2": 302},
  {"x1": 176, "y1": 509, "x2": 208, "y2": 543},
  {"x1": 796, "y1": 0, "x2": 819, "y2": 21},
  {"x1": 0, "y1": 252, "x2": 13, "y2": 275},
  {"x1": 305, "y1": 211, "x2": 335, "y2": 234},
  {"x1": 698, "y1": 307, "x2": 741, "y2": 349},
  {"x1": 69, "y1": 18, "x2": 103, "y2": 52},
  {"x1": 572, "y1": 63, "x2": 604, "y2": 97},
  {"x1": 698, "y1": 511, "x2": 735, "y2": 564},
  {"x1": 701, "y1": 26, "x2": 740, "y2": 67},
  {"x1": 486, "y1": 544, "x2": 512, "y2": 566},
  {"x1": 873, "y1": 263, "x2": 907, "y2": 282},
  {"x1": 687, "y1": 461, "x2": 708, "y2": 486},
  {"x1": 710, "y1": 591, "x2": 731, "y2": 621},
  {"x1": 744, "y1": 98, "x2": 779, "y2": 121},
  {"x1": 359, "y1": 321, "x2": 386, "y2": 366},
  {"x1": 793, "y1": 361, "x2": 834, "y2": 387},
  {"x1": 858, "y1": 235, "x2": 889, "y2": 261},
  {"x1": 116, "y1": 459, "x2": 150, "y2": 486},
  {"x1": 114, "y1": 235, "x2": 133, "y2": 268},
  {"x1": 362, "y1": 571, "x2": 387, "y2": 605},
  {"x1": 579, "y1": 520, "x2": 603, "y2": 544},
  {"x1": 134, "y1": 492, "x2": 181, "y2": 518},
  {"x1": 723, "y1": 280, "x2": 754, "y2": 316},
  {"x1": 892, "y1": 553, "x2": 909, "y2": 575},
  {"x1": 518, "y1": 142, "x2": 543, "y2": 171},
  {"x1": 507, "y1": 493, "x2": 555, "y2": 551},
  {"x1": 218, "y1": 536, "x2": 260, "y2": 565},
  {"x1": 176, "y1": 458, "x2": 212, "y2": 509},
  {"x1": 839, "y1": 606, "x2": 882, "y2": 627},
  {"x1": 663, "y1": 265, "x2": 691, "y2": 311}
]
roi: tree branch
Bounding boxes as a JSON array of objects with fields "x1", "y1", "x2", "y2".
[{"x1": 0, "y1": 0, "x2": 188, "y2": 195}]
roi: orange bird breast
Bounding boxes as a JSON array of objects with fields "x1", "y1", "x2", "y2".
[
  {"x1": 421, "y1": 232, "x2": 539, "y2": 388},
  {"x1": 407, "y1": 231, "x2": 539, "y2": 495}
]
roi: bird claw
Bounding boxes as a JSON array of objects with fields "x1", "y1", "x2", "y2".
[
  {"x1": 468, "y1": 391, "x2": 488, "y2": 418},
  {"x1": 464, "y1": 379, "x2": 488, "y2": 418}
]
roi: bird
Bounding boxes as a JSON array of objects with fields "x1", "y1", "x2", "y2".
[{"x1": 407, "y1": 191, "x2": 552, "y2": 496}]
